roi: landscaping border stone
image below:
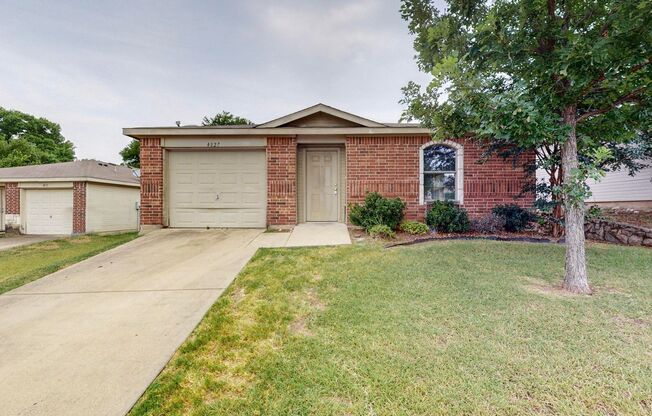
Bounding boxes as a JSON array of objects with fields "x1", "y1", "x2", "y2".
[{"x1": 585, "y1": 219, "x2": 652, "y2": 247}]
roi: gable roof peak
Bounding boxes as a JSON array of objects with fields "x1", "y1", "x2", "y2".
[{"x1": 257, "y1": 103, "x2": 385, "y2": 128}]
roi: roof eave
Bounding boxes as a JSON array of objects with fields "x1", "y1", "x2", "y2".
[
  {"x1": 0, "y1": 177, "x2": 139, "y2": 187},
  {"x1": 123, "y1": 126, "x2": 431, "y2": 138}
]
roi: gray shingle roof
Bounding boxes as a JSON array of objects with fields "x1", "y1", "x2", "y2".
[{"x1": 0, "y1": 160, "x2": 140, "y2": 185}]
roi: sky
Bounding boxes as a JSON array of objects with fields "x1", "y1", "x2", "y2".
[{"x1": 0, "y1": 0, "x2": 439, "y2": 163}]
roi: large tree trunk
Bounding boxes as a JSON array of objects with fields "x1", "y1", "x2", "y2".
[{"x1": 560, "y1": 105, "x2": 591, "y2": 294}]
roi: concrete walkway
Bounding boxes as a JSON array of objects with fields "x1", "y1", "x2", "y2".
[
  {"x1": 0, "y1": 234, "x2": 60, "y2": 251},
  {"x1": 0, "y1": 228, "x2": 263, "y2": 416},
  {"x1": 250, "y1": 222, "x2": 352, "y2": 248}
]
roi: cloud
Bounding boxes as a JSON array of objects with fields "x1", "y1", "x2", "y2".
[
  {"x1": 257, "y1": 0, "x2": 397, "y2": 59},
  {"x1": 1, "y1": 0, "x2": 432, "y2": 163}
]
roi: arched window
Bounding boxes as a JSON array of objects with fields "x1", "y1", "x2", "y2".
[{"x1": 419, "y1": 141, "x2": 464, "y2": 204}]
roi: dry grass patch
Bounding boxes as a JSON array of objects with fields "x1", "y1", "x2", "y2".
[{"x1": 521, "y1": 276, "x2": 584, "y2": 298}]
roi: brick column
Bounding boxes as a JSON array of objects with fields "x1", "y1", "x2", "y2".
[
  {"x1": 5, "y1": 182, "x2": 19, "y2": 214},
  {"x1": 140, "y1": 138, "x2": 164, "y2": 227},
  {"x1": 266, "y1": 137, "x2": 297, "y2": 227},
  {"x1": 72, "y1": 181, "x2": 86, "y2": 234}
]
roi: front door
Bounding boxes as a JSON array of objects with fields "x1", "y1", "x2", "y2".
[{"x1": 306, "y1": 150, "x2": 339, "y2": 222}]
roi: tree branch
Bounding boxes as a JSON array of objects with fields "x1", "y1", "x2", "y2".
[
  {"x1": 577, "y1": 87, "x2": 646, "y2": 123},
  {"x1": 581, "y1": 57, "x2": 651, "y2": 97}
]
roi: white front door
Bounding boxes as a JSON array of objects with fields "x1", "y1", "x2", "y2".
[
  {"x1": 24, "y1": 189, "x2": 73, "y2": 235},
  {"x1": 306, "y1": 150, "x2": 339, "y2": 222},
  {"x1": 168, "y1": 150, "x2": 266, "y2": 228}
]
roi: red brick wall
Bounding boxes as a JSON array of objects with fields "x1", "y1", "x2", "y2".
[
  {"x1": 72, "y1": 181, "x2": 86, "y2": 234},
  {"x1": 140, "y1": 138, "x2": 164, "y2": 226},
  {"x1": 461, "y1": 138, "x2": 535, "y2": 217},
  {"x1": 5, "y1": 182, "x2": 19, "y2": 214},
  {"x1": 266, "y1": 137, "x2": 297, "y2": 226},
  {"x1": 346, "y1": 136, "x2": 425, "y2": 220},
  {"x1": 345, "y1": 135, "x2": 534, "y2": 221}
]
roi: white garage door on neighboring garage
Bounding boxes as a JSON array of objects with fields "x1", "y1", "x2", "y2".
[
  {"x1": 168, "y1": 150, "x2": 266, "y2": 228},
  {"x1": 24, "y1": 188, "x2": 73, "y2": 235},
  {"x1": 86, "y1": 183, "x2": 140, "y2": 233}
]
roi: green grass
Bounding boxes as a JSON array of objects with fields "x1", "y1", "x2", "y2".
[
  {"x1": 129, "y1": 241, "x2": 652, "y2": 415},
  {"x1": 0, "y1": 233, "x2": 138, "y2": 294}
]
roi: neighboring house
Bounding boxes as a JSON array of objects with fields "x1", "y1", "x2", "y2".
[
  {"x1": 586, "y1": 165, "x2": 652, "y2": 209},
  {"x1": 124, "y1": 103, "x2": 533, "y2": 230},
  {"x1": 0, "y1": 160, "x2": 140, "y2": 235},
  {"x1": 537, "y1": 163, "x2": 652, "y2": 210}
]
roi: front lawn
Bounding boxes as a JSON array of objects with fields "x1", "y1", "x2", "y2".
[
  {"x1": 0, "y1": 233, "x2": 138, "y2": 294},
  {"x1": 130, "y1": 241, "x2": 652, "y2": 415}
]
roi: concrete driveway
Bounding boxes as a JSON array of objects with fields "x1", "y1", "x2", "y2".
[
  {"x1": 0, "y1": 234, "x2": 60, "y2": 251},
  {"x1": 0, "y1": 228, "x2": 263, "y2": 416}
]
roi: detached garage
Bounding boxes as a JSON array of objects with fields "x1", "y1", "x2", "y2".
[{"x1": 0, "y1": 160, "x2": 140, "y2": 235}]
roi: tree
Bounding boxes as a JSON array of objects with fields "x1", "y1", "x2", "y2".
[
  {"x1": 400, "y1": 0, "x2": 652, "y2": 294},
  {"x1": 201, "y1": 111, "x2": 252, "y2": 126},
  {"x1": 120, "y1": 139, "x2": 140, "y2": 168},
  {"x1": 0, "y1": 107, "x2": 75, "y2": 167},
  {"x1": 119, "y1": 111, "x2": 253, "y2": 167}
]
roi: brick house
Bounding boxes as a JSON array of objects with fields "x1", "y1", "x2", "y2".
[{"x1": 124, "y1": 104, "x2": 533, "y2": 231}]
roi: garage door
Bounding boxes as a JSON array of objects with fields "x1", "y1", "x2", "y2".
[
  {"x1": 86, "y1": 184, "x2": 139, "y2": 232},
  {"x1": 168, "y1": 150, "x2": 266, "y2": 228},
  {"x1": 25, "y1": 189, "x2": 73, "y2": 235}
]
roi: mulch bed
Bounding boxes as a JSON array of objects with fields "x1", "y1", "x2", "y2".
[
  {"x1": 384, "y1": 232, "x2": 560, "y2": 248},
  {"x1": 348, "y1": 227, "x2": 561, "y2": 248}
]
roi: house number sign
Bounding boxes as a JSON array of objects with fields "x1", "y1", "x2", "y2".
[{"x1": 206, "y1": 141, "x2": 221, "y2": 148}]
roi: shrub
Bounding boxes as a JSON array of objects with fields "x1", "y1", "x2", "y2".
[
  {"x1": 586, "y1": 205, "x2": 603, "y2": 220},
  {"x1": 400, "y1": 221, "x2": 430, "y2": 235},
  {"x1": 368, "y1": 224, "x2": 396, "y2": 239},
  {"x1": 348, "y1": 192, "x2": 406, "y2": 231},
  {"x1": 426, "y1": 201, "x2": 470, "y2": 233},
  {"x1": 471, "y1": 214, "x2": 506, "y2": 234},
  {"x1": 492, "y1": 204, "x2": 535, "y2": 232}
]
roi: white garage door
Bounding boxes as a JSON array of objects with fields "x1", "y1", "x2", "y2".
[
  {"x1": 168, "y1": 150, "x2": 266, "y2": 228},
  {"x1": 86, "y1": 184, "x2": 140, "y2": 232},
  {"x1": 25, "y1": 189, "x2": 73, "y2": 235}
]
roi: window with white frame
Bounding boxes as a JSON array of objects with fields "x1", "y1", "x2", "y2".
[{"x1": 420, "y1": 142, "x2": 463, "y2": 204}]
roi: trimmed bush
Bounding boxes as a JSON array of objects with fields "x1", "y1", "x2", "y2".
[
  {"x1": 400, "y1": 221, "x2": 430, "y2": 235},
  {"x1": 492, "y1": 204, "x2": 534, "y2": 232},
  {"x1": 349, "y1": 192, "x2": 406, "y2": 231},
  {"x1": 471, "y1": 214, "x2": 506, "y2": 234},
  {"x1": 426, "y1": 201, "x2": 470, "y2": 233},
  {"x1": 368, "y1": 224, "x2": 396, "y2": 239}
]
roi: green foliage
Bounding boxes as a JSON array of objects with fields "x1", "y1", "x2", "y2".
[
  {"x1": 202, "y1": 111, "x2": 252, "y2": 126},
  {"x1": 0, "y1": 107, "x2": 75, "y2": 167},
  {"x1": 400, "y1": 220, "x2": 430, "y2": 235},
  {"x1": 492, "y1": 204, "x2": 535, "y2": 232},
  {"x1": 426, "y1": 201, "x2": 470, "y2": 233},
  {"x1": 400, "y1": 0, "x2": 652, "y2": 203},
  {"x1": 368, "y1": 224, "x2": 396, "y2": 239},
  {"x1": 586, "y1": 205, "x2": 604, "y2": 220},
  {"x1": 120, "y1": 139, "x2": 140, "y2": 168},
  {"x1": 471, "y1": 214, "x2": 506, "y2": 234},
  {"x1": 558, "y1": 147, "x2": 613, "y2": 208},
  {"x1": 348, "y1": 192, "x2": 406, "y2": 231}
]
